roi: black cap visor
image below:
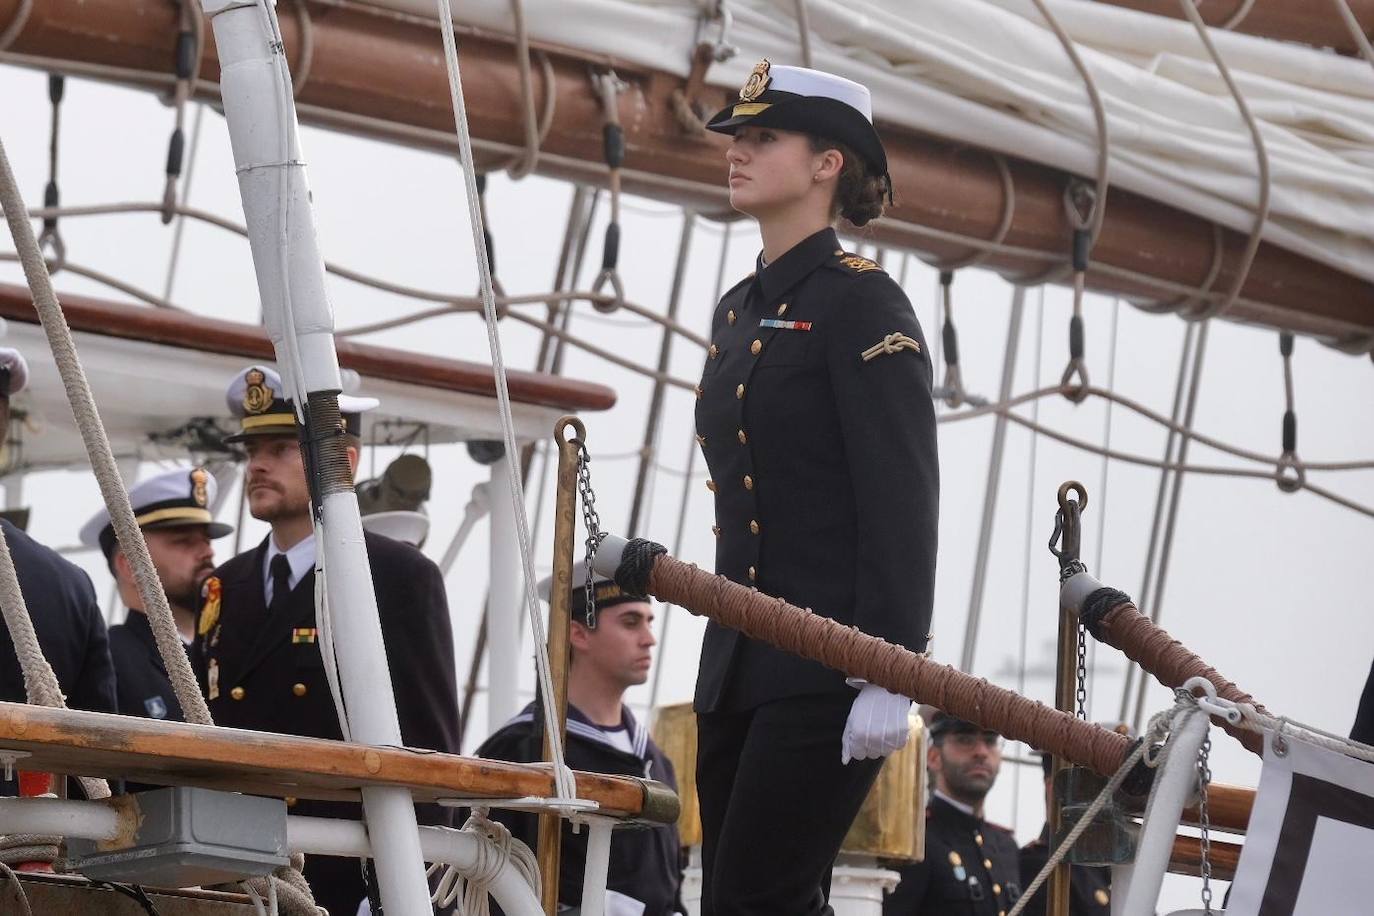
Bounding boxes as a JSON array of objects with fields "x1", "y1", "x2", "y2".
[{"x1": 707, "y1": 91, "x2": 888, "y2": 178}]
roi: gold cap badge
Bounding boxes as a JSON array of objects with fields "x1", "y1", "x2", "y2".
[
  {"x1": 739, "y1": 59, "x2": 772, "y2": 102},
  {"x1": 190, "y1": 467, "x2": 209, "y2": 507},
  {"x1": 243, "y1": 368, "x2": 274, "y2": 415}
]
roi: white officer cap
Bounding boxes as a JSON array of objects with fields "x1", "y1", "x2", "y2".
[
  {"x1": 0, "y1": 347, "x2": 30, "y2": 397},
  {"x1": 707, "y1": 58, "x2": 889, "y2": 182},
  {"x1": 79, "y1": 466, "x2": 234, "y2": 559},
  {"x1": 223, "y1": 364, "x2": 379, "y2": 443}
]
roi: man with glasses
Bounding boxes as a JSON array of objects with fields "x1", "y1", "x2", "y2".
[{"x1": 883, "y1": 711, "x2": 1022, "y2": 914}]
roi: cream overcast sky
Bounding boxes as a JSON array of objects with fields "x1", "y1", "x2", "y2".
[{"x1": 2, "y1": 63, "x2": 1373, "y2": 909}]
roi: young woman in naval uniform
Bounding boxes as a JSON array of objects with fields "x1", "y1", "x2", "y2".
[{"x1": 692, "y1": 60, "x2": 939, "y2": 914}]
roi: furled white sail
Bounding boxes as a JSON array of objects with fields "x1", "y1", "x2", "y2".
[{"x1": 366, "y1": 0, "x2": 1374, "y2": 282}]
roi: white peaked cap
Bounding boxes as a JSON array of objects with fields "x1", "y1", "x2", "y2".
[
  {"x1": 79, "y1": 465, "x2": 233, "y2": 553},
  {"x1": 767, "y1": 65, "x2": 873, "y2": 122}
]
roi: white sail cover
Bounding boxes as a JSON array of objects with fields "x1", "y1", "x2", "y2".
[{"x1": 369, "y1": 0, "x2": 1374, "y2": 283}]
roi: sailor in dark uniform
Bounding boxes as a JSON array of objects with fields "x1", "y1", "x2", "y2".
[
  {"x1": 476, "y1": 563, "x2": 685, "y2": 915},
  {"x1": 1017, "y1": 752, "x2": 1112, "y2": 916},
  {"x1": 193, "y1": 365, "x2": 460, "y2": 916},
  {"x1": 0, "y1": 347, "x2": 117, "y2": 721},
  {"x1": 693, "y1": 60, "x2": 938, "y2": 915},
  {"x1": 885, "y1": 713, "x2": 1021, "y2": 915},
  {"x1": 79, "y1": 466, "x2": 232, "y2": 723}
]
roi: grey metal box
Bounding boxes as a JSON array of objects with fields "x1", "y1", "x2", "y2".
[{"x1": 69, "y1": 787, "x2": 289, "y2": 888}]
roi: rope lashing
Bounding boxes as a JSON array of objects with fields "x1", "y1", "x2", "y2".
[
  {"x1": 1059, "y1": 182, "x2": 1093, "y2": 402},
  {"x1": 38, "y1": 75, "x2": 65, "y2": 270},
  {"x1": 161, "y1": 1, "x2": 199, "y2": 224},
  {"x1": 609, "y1": 537, "x2": 1136, "y2": 778},
  {"x1": 1070, "y1": 579, "x2": 1266, "y2": 755},
  {"x1": 474, "y1": 173, "x2": 507, "y2": 300},
  {"x1": 1275, "y1": 332, "x2": 1303, "y2": 493},
  {"x1": 428, "y1": 810, "x2": 542, "y2": 913},
  {"x1": 590, "y1": 72, "x2": 626, "y2": 313},
  {"x1": 934, "y1": 270, "x2": 970, "y2": 408}
]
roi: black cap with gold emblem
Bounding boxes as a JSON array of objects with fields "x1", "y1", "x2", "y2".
[
  {"x1": 707, "y1": 59, "x2": 889, "y2": 189},
  {"x1": 79, "y1": 466, "x2": 234, "y2": 560},
  {"x1": 222, "y1": 364, "x2": 379, "y2": 444}
]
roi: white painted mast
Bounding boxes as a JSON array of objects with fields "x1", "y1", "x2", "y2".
[{"x1": 198, "y1": 1, "x2": 432, "y2": 911}]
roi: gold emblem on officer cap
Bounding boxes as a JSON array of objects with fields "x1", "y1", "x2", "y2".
[
  {"x1": 190, "y1": 467, "x2": 209, "y2": 507},
  {"x1": 739, "y1": 59, "x2": 772, "y2": 102},
  {"x1": 242, "y1": 368, "x2": 274, "y2": 415}
]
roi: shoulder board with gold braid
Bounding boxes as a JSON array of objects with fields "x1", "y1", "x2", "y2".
[{"x1": 833, "y1": 252, "x2": 885, "y2": 274}]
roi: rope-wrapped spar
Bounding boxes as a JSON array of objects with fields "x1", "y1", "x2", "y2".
[
  {"x1": 595, "y1": 537, "x2": 1134, "y2": 778},
  {"x1": 1062, "y1": 573, "x2": 1266, "y2": 755}
]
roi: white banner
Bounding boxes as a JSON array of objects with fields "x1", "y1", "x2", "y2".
[{"x1": 1226, "y1": 731, "x2": 1374, "y2": 915}]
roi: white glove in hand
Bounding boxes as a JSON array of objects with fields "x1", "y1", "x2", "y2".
[{"x1": 841, "y1": 683, "x2": 913, "y2": 764}]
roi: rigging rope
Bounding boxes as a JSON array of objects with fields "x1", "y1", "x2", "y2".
[
  {"x1": 161, "y1": 0, "x2": 201, "y2": 224},
  {"x1": 1008, "y1": 696, "x2": 1190, "y2": 916},
  {"x1": 1028, "y1": 0, "x2": 1109, "y2": 247},
  {"x1": 0, "y1": 134, "x2": 212, "y2": 731},
  {"x1": 1274, "y1": 332, "x2": 1302, "y2": 492},
  {"x1": 428, "y1": 811, "x2": 541, "y2": 913},
  {"x1": 0, "y1": 0, "x2": 32, "y2": 53},
  {"x1": 1333, "y1": 0, "x2": 1374, "y2": 71},
  {"x1": 37, "y1": 75, "x2": 64, "y2": 270},
  {"x1": 1176, "y1": 0, "x2": 1270, "y2": 320},
  {"x1": 432, "y1": 0, "x2": 575, "y2": 802},
  {"x1": 793, "y1": 0, "x2": 815, "y2": 69},
  {"x1": 590, "y1": 72, "x2": 627, "y2": 311}
]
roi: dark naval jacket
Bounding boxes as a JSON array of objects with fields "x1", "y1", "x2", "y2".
[
  {"x1": 1018, "y1": 825, "x2": 1112, "y2": 915},
  {"x1": 192, "y1": 530, "x2": 460, "y2": 916},
  {"x1": 0, "y1": 518, "x2": 116, "y2": 715},
  {"x1": 108, "y1": 610, "x2": 184, "y2": 722},
  {"x1": 477, "y1": 702, "x2": 685, "y2": 916},
  {"x1": 692, "y1": 226, "x2": 938, "y2": 712},
  {"x1": 884, "y1": 795, "x2": 1022, "y2": 915}
]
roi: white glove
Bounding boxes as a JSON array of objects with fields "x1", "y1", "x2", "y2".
[{"x1": 841, "y1": 683, "x2": 913, "y2": 764}]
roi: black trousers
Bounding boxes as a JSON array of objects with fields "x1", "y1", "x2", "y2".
[{"x1": 697, "y1": 693, "x2": 884, "y2": 916}]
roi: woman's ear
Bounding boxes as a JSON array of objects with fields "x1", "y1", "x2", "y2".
[{"x1": 814, "y1": 147, "x2": 844, "y2": 183}]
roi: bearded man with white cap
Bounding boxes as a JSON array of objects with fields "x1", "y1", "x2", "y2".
[
  {"x1": 0, "y1": 347, "x2": 118, "y2": 722},
  {"x1": 192, "y1": 365, "x2": 460, "y2": 916},
  {"x1": 79, "y1": 466, "x2": 233, "y2": 722}
]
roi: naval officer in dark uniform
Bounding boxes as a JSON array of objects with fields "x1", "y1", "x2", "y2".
[
  {"x1": 193, "y1": 365, "x2": 460, "y2": 916},
  {"x1": 79, "y1": 466, "x2": 232, "y2": 723},
  {"x1": 693, "y1": 60, "x2": 939, "y2": 915},
  {"x1": 885, "y1": 713, "x2": 1021, "y2": 915},
  {"x1": 0, "y1": 347, "x2": 117, "y2": 721}
]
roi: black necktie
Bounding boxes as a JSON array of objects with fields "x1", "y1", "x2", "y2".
[{"x1": 268, "y1": 553, "x2": 293, "y2": 615}]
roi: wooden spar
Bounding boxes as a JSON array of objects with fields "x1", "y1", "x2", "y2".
[
  {"x1": 0, "y1": 701, "x2": 680, "y2": 822},
  {"x1": 0, "y1": 282, "x2": 617, "y2": 412},
  {"x1": 2, "y1": 1, "x2": 1373, "y2": 345},
  {"x1": 1170, "y1": 834, "x2": 1242, "y2": 882},
  {"x1": 1097, "y1": 0, "x2": 1374, "y2": 55}
]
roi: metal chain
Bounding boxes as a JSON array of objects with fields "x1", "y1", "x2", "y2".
[
  {"x1": 1076, "y1": 619, "x2": 1088, "y2": 719},
  {"x1": 575, "y1": 440, "x2": 606, "y2": 629},
  {"x1": 1197, "y1": 732, "x2": 1215, "y2": 915}
]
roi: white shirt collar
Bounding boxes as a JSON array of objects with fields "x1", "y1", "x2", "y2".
[
  {"x1": 263, "y1": 532, "x2": 316, "y2": 603},
  {"x1": 934, "y1": 790, "x2": 977, "y2": 818}
]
